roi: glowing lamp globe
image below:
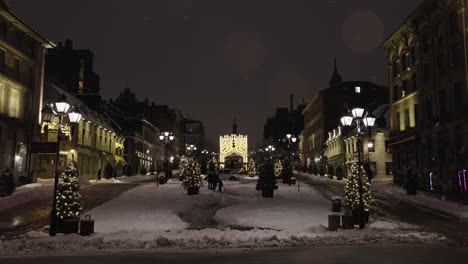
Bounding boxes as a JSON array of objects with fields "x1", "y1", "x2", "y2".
[
  {"x1": 68, "y1": 108, "x2": 82, "y2": 124},
  {"x1": 340, "y1": 115, "x2": 353, "y2": 127},
  {"x1": 169, "y1": 135, "x2": 175, "y2": 141},
  {"x1": 364, "y1": 115, "x2": 376, "y2": 128},
  {"x1": 351, "y1": 107, "x2": 365, "y2": 119},
  {"x1": 159, "y1": 135, "x2": 165, "y2": 141},
  {"x1": 54, "y1": 95, "x2": 70, "y2": 115}
]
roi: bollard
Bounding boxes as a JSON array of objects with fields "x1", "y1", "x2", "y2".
[
  {"x1": 79, "y1": 215, "x2": 95, "y2": 236},
  {"x1": 331, "y1": 198, "x2": 342, "y2": 212}
]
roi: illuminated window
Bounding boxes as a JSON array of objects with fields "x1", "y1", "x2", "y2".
[{"x1": 355, "y1": 86, "x2": 361, "y2": 93}]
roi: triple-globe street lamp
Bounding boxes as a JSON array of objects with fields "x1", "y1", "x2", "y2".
[
  {"x1": 285, "y1": 134, "x2": 297, "y2": 162},
  {"x1": 159, "y1": 132, "x2": 174, "y2": 183},
  {"x1": 340, "y1": 107, "x2": 376, "y2": 229},
  {"x1": 42, "y1": 94, "x2": 82, "y2": 236}
]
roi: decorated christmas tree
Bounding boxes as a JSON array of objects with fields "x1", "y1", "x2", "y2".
[
  {"x1": 178, "y1": 156, "x2": 189, "y2": 180},
  {"x1": 181, "y1": 157, "x2": 202, "y2": 194},
  {"x1": 56, "y1": 162, "x2": 82, "y2": 220},
  {"x1": 248, "y1": 159, "x2": 257, "y2": 177},
  {"x1": 345, "y1": 162, "x2": 372, "y2": 211},
  {"x1": 274, "y1": 160, "x2": 283, "y2": 178}
]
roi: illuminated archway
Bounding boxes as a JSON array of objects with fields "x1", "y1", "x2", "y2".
[{"x1": 219, "y1": 134, "x2": 248, "y2": 169}]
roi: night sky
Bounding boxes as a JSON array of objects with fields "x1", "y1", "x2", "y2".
[{"x1": 11, "y1": 0, "x2": 422, "y2": 149}]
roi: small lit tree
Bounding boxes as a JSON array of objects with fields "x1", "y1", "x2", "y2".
[
  {"x1": 56, "y1": 163, "x2": 82, "y2": 221},
  {"x1": 181, "y1": 157, "x2": 202, "y2": 195},
  {"x1": 345, "y1": 162, "x2": 372, "y2": 211},
  {"x1": 248, "y1": 159, "x2": 257, "y2": 177},
  {"x1": 274, "y1": 160, "x2": 282, "y2": 178}
]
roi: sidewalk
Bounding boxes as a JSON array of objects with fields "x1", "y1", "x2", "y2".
[
  {"x1": 294, "y1": 171, "x2": 468, "y2": 244},
  {"x1": 0, "y1": 175, "x2": 157, "y2": 238}
]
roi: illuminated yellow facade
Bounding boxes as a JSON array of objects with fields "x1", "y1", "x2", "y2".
[
  {"x1": 219, "y1": 134, "x2": 248, "y2": 169},
  {"x1": 0, "y1": 4, "x2": 53, "y2": 183}
]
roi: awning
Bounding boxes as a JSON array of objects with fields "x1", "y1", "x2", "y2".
[{"x1": 388, "y1": 135, "x2": 416, "y2": 147}]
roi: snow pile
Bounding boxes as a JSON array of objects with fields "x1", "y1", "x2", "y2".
[{"x1": 0, "y1": 228, "x2": 445, "y2": 254}]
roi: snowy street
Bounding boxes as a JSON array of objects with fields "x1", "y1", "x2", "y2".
[
  {"x1": 1, "y1": 245, "x2": 468, "y2": 264},
  {"x1": 0, "y1": 175, "x2": 446, "y2": 254}
]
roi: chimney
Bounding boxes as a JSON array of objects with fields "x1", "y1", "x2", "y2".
[{"x1": 289, "y1": 94, "x2": 294, "y2": 112}]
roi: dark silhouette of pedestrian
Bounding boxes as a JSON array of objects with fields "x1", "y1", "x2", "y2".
[
  {"x1": 0, "y1": 168, "x2": 15, "y2": 196},
  {"x1": 97, "y1": 168, "x2": 102, "y2": 181},
  {"x1": 218, "y1": 179, "x2": 224, "y2": 192}
]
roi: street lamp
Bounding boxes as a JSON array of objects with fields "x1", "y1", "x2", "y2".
[
  {"x1": 159, "y1": 131, "x2": 174, "y2": 183},
  {"x1": 43, "y1": 94, "x2": 82, "y2": 237},
  {"x1": 284, "y1": 134, "x2": 297, "y2": 161},
  {"x1": 186, "y1": 144, "x2": 197, "y2": 156},
  {"x1": 340, "y1": 107, "x2": 375, "y2": 230},
  {"x1": 265, "y1": 145, "x2": 275, "y2": 152}
]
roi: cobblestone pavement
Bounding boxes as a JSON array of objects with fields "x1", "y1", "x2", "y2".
[
  {"x1": 0, "y1": 183, "x2": 142, "y2": 238},
  {"x1": 295, "y1": 173, "x2": 468, "y2": 245}
]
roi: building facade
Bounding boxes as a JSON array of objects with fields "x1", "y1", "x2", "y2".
[
  {"x1": 383, "y1": 0, "x2": 468, "y2": 197},
  {"x1": 301, "y1": 62, "x2": 388, "y2": 169},
  {"x1": 35, "y1": 83, "x2": 125, "y2": 180},
  {"x1": 0, "y1": 3, "x2": 53, "y2": 184}
]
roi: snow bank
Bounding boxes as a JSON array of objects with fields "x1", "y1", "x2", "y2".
[{"x1": 0, "y1": 227, "x2": 445, "y2": 254}]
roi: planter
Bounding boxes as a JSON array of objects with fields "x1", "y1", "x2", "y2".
[
  {"x1": 59, "y1": 219, "x2": 79, "y2": 234},
  {"x1": 351, "y1": 209, "x2": 369, "y2": 225},
  {"x1": 187, "y1": 187, "x2": 199, "y2": 195},
  {"x1": 328, "y1": 215, "x2": 340, "y2": 231},
  {"x1": 159, "y1": 178, "x2": 166, "y2": 185},
  {"x1": 341, "y1": 215, "x2": 354, "y2": 229},
  {"x1": 261, "y1": 185, "x2": 274, "y2": 198},
  {"x1": 79, "y1": 215, "x2": 94, "y2": 236}
]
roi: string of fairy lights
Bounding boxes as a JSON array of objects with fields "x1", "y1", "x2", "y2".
[
  {"x1": 180, "y1": 156, "x2": 203, "y2": 189},
  {"x1": 56, "y1": 166, "x2": 82, "y2": 220}
]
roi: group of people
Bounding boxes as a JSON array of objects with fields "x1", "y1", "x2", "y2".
[
  {"x1": 207, "y1": 173, "x2": 223, "y2": 192},
  {"x1": 0, "y1": 168, "x2": 15, "y2": 197},
  {"x1": 207, "y1": 161, "x2": 223, "y2": 192}
]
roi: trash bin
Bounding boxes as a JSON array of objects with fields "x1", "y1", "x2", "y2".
[
  {"x1": 332, "y1": 198, "x2": 342, "y2": 212},
  {"x1": 80, "y1": 215, "x2": 94, "y2": 236}
]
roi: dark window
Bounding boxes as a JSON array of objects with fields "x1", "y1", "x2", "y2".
[
  {"x1": 0, "y1": 126, "x2": 2, "y2": 144},
  {"x1": 0, "y1": 49, "x2": 5, "y2": 73},
  {"x1": 393, "y1": 85, "x2": 400, "y2": 101},
  {"x1": 385, "y1": 162, "x2": 393, "y2": 175},
  {"x1": 436, "y1": 55, "x2": 445, "y2": 75},
  {"x1": 385, "y1": 140, "x2": 391, "y2": 153},
  {"x1": 453, "y1": 82, "x2": 463, "y2": 113},
  {"x1": 404, "y1": 108, "x2": 410, "y2": 129},
  {"x1": 439, "y1": 90, "x2": 446, "y2": 115},
  {"x1": 423, "y1": 64, "x2": 431, "y2": 84},
  {"x1": 368, "y1": 140, "x2": 375, "y2": 152},
  {"x1": 13, "y1": 57, "x2": 20, "y2": 80},
  {"x1": 402, "y1": 80, "x2": 408, "y2": 96},
  {"x1": 0, "y1": 21, "x2": 7, "y2": 39},
  {"x1": 425, "y1": 96, "x2": 433, "y2": 119},
  {"x1": 450, "y1": 11, "x2": 459, "y2": 35},
  {"x1": 422, "y1": 33, "x2": 430, "y2": 53},
  {"x1": 25, "y1": 65, "x2": 33, "y2": 87},
  {"x1": 369, "y1": 162, "x2": 377, "y2": 175},
  {"x1": 82, "y1": 129, "x2": 85, "y2": 145},
  {"x1": 395, "y1": 112, "x2": 401, "y2": 131},
  {"x1": 410, "y1": 47, "x2": 416, "y2": 65},
  {"x1": 449, "y1": 45, "x2": 460, "y2": 69},
  {"x1": 401, "y1": 53, "x2": 408, "y2": 70},
  {"x1": 411, "y1": 74, "x2": 417, "y2": 91},
  {"x1": 392, "y1": 60, "x2": 398, "y2": 77}
]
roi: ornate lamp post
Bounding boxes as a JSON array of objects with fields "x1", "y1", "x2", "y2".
[
  {"x1": 186, "y1": 144, "x2": 197, "y2": 156},
  {"x1": 285, "y1": 134, "x2": 297, "y2": 162},
  {"x1": 42, "y1": 94, "x2": 82, "y2": 236},
  {"x1": 159, "y1": 132, "x2": 174, "y2": 184},
  {"x1": 340, "y1": 107, "x2": 375, "y2": 229}
]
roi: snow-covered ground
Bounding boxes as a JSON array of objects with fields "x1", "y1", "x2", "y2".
[
  {"x1": 0, "y1": 176, "x2": 445, "y2": 254},
  {"x1": 0, "y1": 179, "x2": 55, "y2": 212},
  {"x1": 296, "y1": 171, "x2": 468, "y2": 220}
]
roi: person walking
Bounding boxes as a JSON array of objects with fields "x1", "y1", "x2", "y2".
[
  {"x1": 97, "y1": 168, "x2": 102, "y2": 182},
  {"x1": 218, "y1": 178, "x2": 224, "y2": 192}
]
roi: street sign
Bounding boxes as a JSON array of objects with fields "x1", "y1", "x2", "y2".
[{"x1": 31, "y1": 142, "x2": 58, "y2": 154}]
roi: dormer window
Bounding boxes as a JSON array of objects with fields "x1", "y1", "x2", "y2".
[{"x1": 355, "y1": 86, "x2": 361, "y2": 94}]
